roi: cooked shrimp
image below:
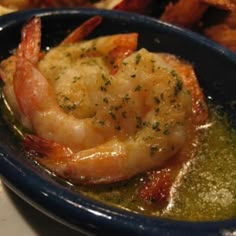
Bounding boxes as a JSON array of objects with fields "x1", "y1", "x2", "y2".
[
  {"x1": 2, "y1": 17, "x2": 196, "y2": 184},
  {"x1": 138, "y1": 54, "x2": 208, "y2": 204},
  {"x1": 0, "y1": 17, "x2": 41, "y2": 120},
  {"x1": 0, "y1": 15, "x2": 103, "y2": 118},
  {"x1": 24, "y1": 131, "x2": 187, "y2": 184},
  {"x1": 157, "y1": 53, "x2": 208, "y2": 125},
  {"x1": 1, "y1": 17, "x2": 139, "y2": 150},
  {"x1": 12, "y1": 18, "x2": 119, "y2": 150},
  {"x1": 59, "y1": 15, "x2": 102, "y2": 45}
]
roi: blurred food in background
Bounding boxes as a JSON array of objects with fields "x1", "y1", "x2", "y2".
[
  {"x1": 0, "y1": 4, "x2": 15, "y2": 14},
  {"x1": 0, "y1": 0, "x2": 236, "y2": 53}
]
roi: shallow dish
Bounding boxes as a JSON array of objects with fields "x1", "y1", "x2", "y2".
[{"x1": 0, "y1": 8, "x2": 236, "y2": 236}]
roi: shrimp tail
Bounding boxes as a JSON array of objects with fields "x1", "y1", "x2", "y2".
[
  {"x1": 17, "y1": 17, "x2": 41, "y2": 64},
  {"x1": 23, "y1": 134, "x2": 130, "y2": 184},
  {"x1": 139, "y1": 168, "x2": 172, "y2": 206},
  {"x1": 13, "y1": 58, "x2": 55, "y2": 121},
  {"x1": 23, "y1": 134, "x2": 72, "y2": 161},
  {"x1": 60, "y1": 16, "x2": 103, "y2": 45},
  {"x1": 182, "y1": 68, "x2": 208, "y2": 125},
  {"x1": 13, "y1": 17, "x2": 45, "y2": 122},
  {"x1": 139, "y1": 117, "x2": 199, "y2": 206}
]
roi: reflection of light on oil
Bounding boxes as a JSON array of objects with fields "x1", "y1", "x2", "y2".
[
  {"x1": 137, "y1": 206, "x2": 145, "y2": 212},
  {"x1": 64, "y1": 180, "x2": 74, "y2": 187},
  {"x1": 13, "y1": 125, "x2": 24, "y2": 137},
  {"x1": 163, "y1": 160, "x2": 192, "y2": 213},
  {"x1": 2, "y1": 93, "x2": 12, "y2": 114},
  {"x1": 196, "y1": 122, "x2": 213, "y2": 130}
]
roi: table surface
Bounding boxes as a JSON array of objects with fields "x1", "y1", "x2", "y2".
[{"x1": 0, "y1": 179, "x2": 85, "y2": 236}]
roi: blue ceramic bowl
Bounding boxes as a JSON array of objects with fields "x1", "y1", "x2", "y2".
[{"x1": 0, "y1": 8, "x2": 236, "y2": 236}]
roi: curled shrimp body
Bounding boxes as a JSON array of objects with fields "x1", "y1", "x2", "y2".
[
  {"x1": 1, "y1": 17, "x2": 199, "y2": 184},
  {"x1": 157, "y1": 53, "x2": 208, "y2": 125}
]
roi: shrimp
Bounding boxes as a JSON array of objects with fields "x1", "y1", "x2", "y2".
[
  {"x1": 1, "y1": 17, "x2": 139, "y2": 149},
  {"x1": 11, "y1": 17, "x2": 138, "y2": 151},
  {"x1": 0, "y1": 15, "x2": 103, "y2": 118},
  {"x1": 3, "y1": 17, "x2": 195, "y2": 184},
  {"x1": 138, "y1": 54, "x2": 208, "y2": 205},
  {"x1": 0, "y1": 17, "x2": 41, "y2": 120},
  {"x1": 59, "y1": 16, "x2": 102, "y2": 45},
  {"x1": 24, "y1": 133, "x2": 187, "y2": 184},
  {"x1": 139, "y1": 115, "x2": 198, "y2": 206},
  {"x1": 157, "y1": 53, "x2": 208, "y2": 125}
]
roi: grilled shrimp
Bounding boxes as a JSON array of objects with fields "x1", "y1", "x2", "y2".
[{"x1": 0, "y1": 17, "x2": 199, "y2": 184}]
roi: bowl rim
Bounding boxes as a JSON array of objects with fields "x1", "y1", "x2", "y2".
[{"x1": 0, "y1": 7, "x2": 236, "y2": 236}]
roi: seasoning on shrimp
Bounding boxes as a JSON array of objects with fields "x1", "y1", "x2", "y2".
[{"x1": 0, "y1": 16, "x2": 208, "y2": 185}]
